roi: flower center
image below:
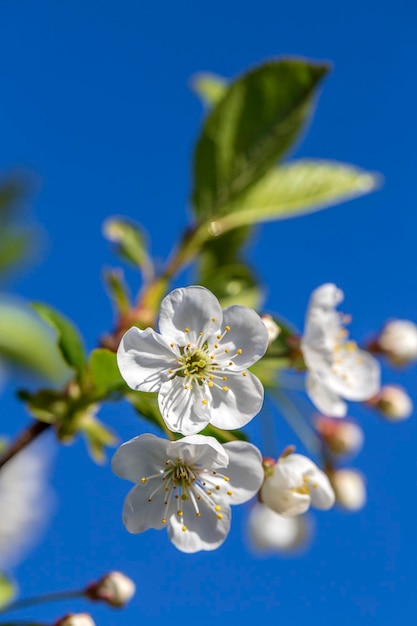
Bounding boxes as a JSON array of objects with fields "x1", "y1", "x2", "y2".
[{"x1": 140, "y1": 457, "x2": 233, "y2": 533}]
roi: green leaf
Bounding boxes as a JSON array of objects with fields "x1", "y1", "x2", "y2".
[
  {"x1": 127, "y1": 391, "x2": 165, "y2": 431},
  {"x1": 88, "y1": 349, "x2": 127, "y2": 398},
  {"x1": 0, "y1": 301, "x2": 70, "y2": 382},
  {"x1": 102, "y1": 268, "x2": 131, "y2": 315},
  {"x1": 191, "y1": 72, "x2": 227, "y2": 107},
  {"x1": 192, "y1": 58, "x2": 329, "y2": 220},
  {"x1": 207, "y1": 160, "x2": 380, "y2": 232},
  {"x1": 0, "y1": 574, "x2": 16, "y2": 609},
  {"x1": 199, "y1": 263, "x2": 263, "y2": 309},
  {"x1": 198, "y1": 424, "x2": 248, "y2": 444},
  {"x1": 103, "y1": 217, "x2": 153, "y2": 275},
  {"x1": 31, "y1": 303, "x2": 86, "y2": 381}
]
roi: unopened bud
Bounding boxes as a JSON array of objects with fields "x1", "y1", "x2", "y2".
[
  {"x1": 86, "y1": 571, "x2": 136, "y2": 607},
  {"x1": 368, "y1": 385, "x2": 413, "y2": 421},
  {"x1": 332, "y1": 469, "x2": 366, "y2": 511},
  {"x1": 315, "y1": 417, "x2": 364, "y2": 456},
  {"x1": 376, "y1": 319, "x2": 417, "y2": 366},
  {"x1": 261, "y1": 315, "x2": 281, "y2": 344},
  {"x1": 55, "y1": 613, "x2": 96, "y2": 626}
]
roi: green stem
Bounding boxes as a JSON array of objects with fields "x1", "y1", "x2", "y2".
[{"x1": 0, "y1": 589, "x2": 84, "y2": 615}]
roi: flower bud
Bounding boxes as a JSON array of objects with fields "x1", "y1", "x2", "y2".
[
  {"x1": 54, "y1": 613, "x2": 96, "y2": 626},
  {"x1": 332, "y1": 469, "x2": 366, "y2": 511},
  {"x1": 261, "y1": 315, "x2": 281, "y2": 344},
  {"x1": 376, "y1": 319, "x2": 417, "y2": 366},
  {"x1": 86, "y1": 571, "x2": 136, "y2": 607},
  {"x1": 368, "y1": 385, "x2": 413, "y2": 421},
  {"x1": 315, "y1": 417, "x2": 364, "y2": 456},
  {"x1": 247, "y1": 502, "x2": 310, "y2": 553}
]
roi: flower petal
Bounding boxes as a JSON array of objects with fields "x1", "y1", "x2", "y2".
[
  {"x1": 309, "y1": 283, "x2": 344, "y2": 309},
  {"x1": 167, "y1": 434, "x2": 229, "y2": 468},
  {"x1": 219, "y1": 306, "x2": 269, "y2": 369},
  {"x1": 158, "y1": 286, "x2": 222, "y2": 346},
  {"x1": 167, "y1": 495, "x2": 231, "y2": 553},
  {"x1": 262, "y1": 486, "x2": 311, "y2": 517},
  {"x1": 306, "y1": 371, "x2": 347, "y2": 417},
  {"x1": 209, "y1": 371, "x2": 264, "y2": 430},
  {"x1": 111, "y1": 434, "x2": 167, "y2": 483},
  {"x1": 122, "y1": 483, "x2": 167, "y2": 533},
  {"x1": 321, "y1": 349, "x2": 380, "y2": 401},
  {"x1": 158, "y1": 377, "x2": 210, "y2": 435},
  {"x1": 307, "y1": 470, "x2": 335, "y2": 510},
  {"x1": 212, "y1": 441, "x2": 263, "y2": 504},
  {"x1": 117, "y1": 327, "x2": 176, "y2": 392}
]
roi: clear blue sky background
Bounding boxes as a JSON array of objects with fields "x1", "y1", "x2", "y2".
[{"x1": 1, "y1": 1, "x2": 417, "y2": 624}]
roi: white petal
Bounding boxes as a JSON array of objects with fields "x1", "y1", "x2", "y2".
[
  {"x1": 167, "y1": 494, "x2": 231, "y2": 553},
  {"x1": 158, "y1": 286, "x2": 222, "y2": 345},
  {"x1": 122, "y1": 483, "x2": 167, "y2": 533},
  {"x1": 220, "y1": 306, "x2": 269, "y2": 369},
  {"x1": 111, "y1": 434, "x2": 166, "y2": 483},
  {"x1": 158, "y1": 377, "x2": 210, "y2": 435},
  {"x1": 262, "y1": 486, "x2": 311, "y2": 517},
  {"x1": 117, "y1": 327, "x2": 176, "y2": 392},
  {"x1": 322, "y1": 349, "x2": 380, "y2": 401},
  {"x1": 307, "y1": 469, "x2": 335, "y2": 510},
  {"x1": 209, "y1": 371, "x2": 264, "y2": 430},
  {"x1": 167, "y1": 434, "x2": 229, "y2": 468},
  {"x1": 306, "y1": 371, "x2": 347, "y2": 417},
  {"x1": 308, "y1": 283, "x2": 344, "y2": 309},
  {"x1": 213, "y1": 441, "x2": 263, "y2": 504}
]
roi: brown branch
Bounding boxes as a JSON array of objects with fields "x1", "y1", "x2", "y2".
[{"x1": 0, "y1": 420, "x2": 51, "y2": 470}]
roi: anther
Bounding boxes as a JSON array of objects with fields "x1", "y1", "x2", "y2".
[
  {"x1": 237, "y1": 349, "x2": 242, "y2": 354},
  {"x1": 161, "y1": 518, "x2": 167, "y2": 524},
  {"x1": 141, "y1": 478, "x2": 147, "y2": 483},
  {"x1": 202, "y1": 399, "x2": 208, "y2": 405},
  {"x1": 223, "y1": 476, "x2": 230, "y2": 481},
  {"x1": 227, "y1": 490, "x2": 233, "y2": 496},
  {"x1": 222, "y1": 376, "x2": 227, "y2": 380},
  {"x1": 181, "y1": 525, "x2": 187, "y2": 532},
  {"x1": 215, "y1": 505, "x2": 221, "y2": 511},
  {"x1": 185, "y1": 327, "x2": 190, "y2": 332},
  {"x1": 215, "y1": 485, "x2": 220, "y2": 491},
  {"x1": 196, "y1": 512, "x2": 201, "y2": 517},
  {"x1": 222, "y1": 386, "x2": 229, "y2": 392},
  {"x1": 224, "y1": 349, "x2": 229, "y2": 353},
  {"x1": 177, "y1": 510, "x2": 183, "y2": 516},
  {"x1": 211, "y1": 317, "x2": 216, "y2": 322},
  {"x1": 217, "y1": 514, "x2": 223, "y2": 520},
  {"x1": 225, "y1": 325, "x2": 230, "y2": 332},
  {"x1": 242, "y1": 372, "x2": 247, "y2": 377}
]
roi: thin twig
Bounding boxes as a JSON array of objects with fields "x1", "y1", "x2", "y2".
[{"x1": 0, "y1": 420, "x2": 51, "y2": 471}]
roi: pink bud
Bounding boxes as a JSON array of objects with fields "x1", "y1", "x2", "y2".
[{"x1": 86, "y1": 571, "x2": 136, "y2": 608}]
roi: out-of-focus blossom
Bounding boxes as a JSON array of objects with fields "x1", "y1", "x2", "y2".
[
  {"x1": 112, "y1": 433, "x2": 263, "y2": 553},
  {"x1": 376, "y1": 319, "x2": 417, "y2": 366},
  {"x1": 261, "y1": 315, "x2": 281, "y2": 344},
  {"x1": 368, "y1": 385, "x2": 413, "y2": 421},
  {"x1": 301, "y1": 283, "x2": 380, "y2": 417},
  {"x1": 247, "y1": 502, "x2": 311, "y2": 554},
  {"x1": 117, "y1": 286, "x2": 268, "y2": 435},
  {"x1": 0, "y1": 437, "x2": 54, "y2": 571},
  {"x1": 86, "y1": 571, "x2": 136, "y2": 607},
  {"x1": 55, "y1": 613, "x2": 96, "y2": 626},
  {"x1": 331, "y1": 469, "x2": 366, "y2": 511},
  {"x1": 315, "y1": 416, "x2": 364, "y2": 457},
  {"x1": 260, "y1": 453, "x2": 335, "y2": 517}
]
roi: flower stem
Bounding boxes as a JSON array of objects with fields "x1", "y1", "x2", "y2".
[
  {"x1": 0, "y1": 420, "x2": 51, "y2": 471},
  {"x1": 0, "y1": 589, "x2": 84, "y2": 615}
]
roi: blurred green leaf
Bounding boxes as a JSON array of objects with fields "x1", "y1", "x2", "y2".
[
  {"x1": 192, "y1": 58, "x2": 329, "y2": 220},
  {"x1": 199, "y1": 424, "x2": 248, "y2": 443},
  {"x1": 103, "y1": 268, "x2": 131, "y2": 315},
  {"x1": 80, "y1": 414, "x2": 118, "y2": 464},
  {"x1": 0, "y1": 574, "x2": 16, "y2": 609},
  {"x1": 199, "y1": 262, "x2": 262, "y2": 309},
  {"x1": 32, "y1": 303, "x2": 86, "y2": 381},
  {"x1": 17, "y1": 388, "x2": 66, "y2": 424},
  {"x1": 127, "y1": 390, "x2": 165, "y2": 431},
  {"x1": 103, "y1": 217, "x2": 153, "y2": 276},
  {"x1": 0, "y1": 301, "x2": 70, "y2": 382},
  {"x1": 208, "y1": 160, "x2": 380, "y2": 232},
  {"x1": 88, "y1": 348, "x2": 127, "y2": 398},
  {"x1": 191, "y1": 72, "x2": 227, "y2": 107}
]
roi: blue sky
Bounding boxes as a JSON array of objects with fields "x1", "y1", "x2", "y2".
[{"x1": 0, "y1": 1, "x2": 417, "y2": 625}]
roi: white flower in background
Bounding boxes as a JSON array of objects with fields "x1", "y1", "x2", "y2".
[
  {"x1": 331, "y1": 469, "x2": 366, "y2": 511},
  {"x1": 55, "y1": 614, "x2": 96, "y2": 626},
  {"x1": 247, "y1": 502, "x2": 311, "y2": 553},
  {"x1": 377, "y1": 319, "x2": 417, "y2": 366},
  {"x1": 261, "y1": 453, "x2": 335, "y2": 517},
  {"x1": 117, "y1": 286, "x2": 269, "y2": 435},
  {"x1": 261, "y1": 314, "x2": 281, "y2": 344},
  {"x1": 315, "y1": 416, "x2": 364, "y2": 457},
  {"x1": 0, "y1": 438, "x2": 54, "y2": 571},
  {"x1": 301, "y1": 283, "x2": 380, "y2": 417},
  {"x1": 369, "y1": 384, "x2": 413, "y2": 421},
  {"x1": 112, "y1": 433, "x2": 264, "y2": 553}
]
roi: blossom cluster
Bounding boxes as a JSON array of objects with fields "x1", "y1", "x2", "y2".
[{"x1": 112, "y1": 283, "x2": 414, "y2": 553}]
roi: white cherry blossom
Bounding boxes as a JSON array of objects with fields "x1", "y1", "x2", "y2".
[
  {"x1": 377, "y1": 319, "x2": 417, "y2": 366},
  {"x1": 301, "y1": 283, "x2": 380, "y2": 417},
  {"x1": 260, "y1": 453, "x2": 335, "y2": 517},
  {"x1": 112, "y1": 433, "x2": 264, "y2": 553},
  {"x1": 247, "y1": 502, "x2": 311, "y2": 553},
  {"x1": 117, "y1": 286, "x2": 269, "y2": 435}
]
